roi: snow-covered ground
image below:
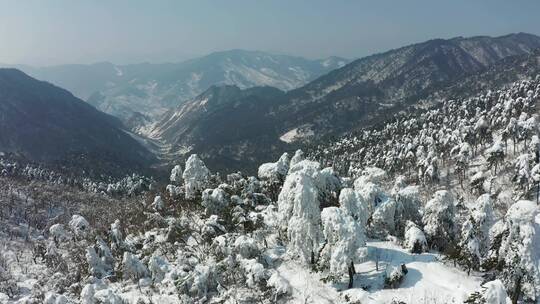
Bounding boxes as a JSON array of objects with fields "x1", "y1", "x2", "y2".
[{"x1": 276, "y1": 241, "x2": 482, "y2": 304}]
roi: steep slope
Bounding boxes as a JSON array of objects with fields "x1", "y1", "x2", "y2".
[
  {"x1": 7, "y1": 50, "x2": 348, "y2": 123},
  {"x1": 0, "y1": 69, "x2": 155, "y2": 176},
  {"x1": 277, "y1": 33, "x2": 540, "y2": 138},
  {"x1": 150, "y1": 85, "x2": 288, "y2": 172},
  {"x1": 152, "y1": 33, "x2": 540, "y2": 173}
]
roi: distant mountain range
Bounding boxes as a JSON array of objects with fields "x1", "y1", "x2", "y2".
[
  {"x1": 0, "y1": 69, "x2": 156, "y2": 177},
  {"x1": 2, "y1": 33, "x2": 540, "y2": 175},
  {"x1": 148, "y1": 33, "x2": 540, "y2": 173},
  {"x1": 3, "y1": 50, "x2": 348, "y2": 124}
]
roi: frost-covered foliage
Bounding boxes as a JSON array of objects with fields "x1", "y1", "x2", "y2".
[
  {"x1": 258, "y1": 152, "x2": 289, "y2": 182},
  {"x1": 354, "y1": 174, "x2": 389, "y2": 216},
  {"x1": 423, "y1": 190, "x2": 456, "y2": 251},
  {"x1": 403, "y1": 221, "x2": 427, "y2": 253},
  {"x1": 183, "y1": 154, "x2": 211, "y2": 199},
  {"x1": 320, "y1": 207, "x2": 366, "y2": 283},
  {"x1": 201, "y1": 186, "x2": 229, "y2": 214},
  {"x1": 394, "y1": 185, "x2": 422, "y2": 235},
  {"x1": 86, "y1": 242, "x2": 113, "y2": 279},
  {"x1": 339, "y1": 188, "x2": 369, "y2": 226},
  {"x1": 310, "y1": 79, "x2": 540, "y2": 201},
  {"x1": 69, "y1": 215, "x2": 91, "y2": 237},
  {"x1": 289, "y1": 149, "x2": 305, "y2": 169},
  {"x1": 169, "y1": 164, "x2": 183, "y2": 184},
  {"x1": 49, "y1": 223, "x2": 71, "y2": 242},
  {"x1": 122, "y1": 252, "x2": 149, "y2": 281},
  {"x1": 459, "y1": 194, "x2": 495, "y2": 269},
  {"x1": 316, "y1": 167, "x2": 342, "y2": 207},
  {"x1": 499, "y1": 200, "x2": 540, "y2": 302},
  {"x1": 278, "y1": 160, "x2": 322, "y2": 264},
  {"x1": 466, "y1": 279, "x2": 511, "y2": 304},
  {"x1": 371, "y1": 197, "x2": 398, "y2": 236},
  {"x1": 0, "y1": 154, "x2": 154, "y2": 197},
  {"x1": 384, "y1": 264, "x2": 408, "y2": 289},
  {"x1": 151, "y1": 195, "x2": 165, "y2": 211}
]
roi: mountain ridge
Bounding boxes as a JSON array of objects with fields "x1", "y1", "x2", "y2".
[
  {"x1": 2, "y1": 50, "x2": 349, "y2": 123},
  {"x1": 150, "y1": 33, "x2": 540, "y2": 173}
]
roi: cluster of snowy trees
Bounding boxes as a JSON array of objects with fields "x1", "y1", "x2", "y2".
[
  {"x1": 309, "y1": 78, "x2": 540, "y2": 303},
  {"x1": 3, "y1": 78, "x2": 540, "y2": 303},
  {"x1": 7, "y1": 146, "x2": 536, "y2": 302},
  {"x1": 312, "y1": 79, "x2": 540, "y2": 199},
  {"x1": 0, "y1": 155, "x2": 154, "y2": 197}
]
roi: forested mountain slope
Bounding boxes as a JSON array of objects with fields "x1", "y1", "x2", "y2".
[
  {"x1": 152, "y1": 33, "x2": 540, "y2": 173},
  {"x1": 2, "y1": 78, "x2": 540, "y2": 304},
  {"x1": 0, "y1": 69, "x2": 156, "y2": 177}
]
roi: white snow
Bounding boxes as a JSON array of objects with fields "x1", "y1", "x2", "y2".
[
  {"x1": 69, "y1": 214, "x2": 90, "y2": 237},
  {"x1": 345, "y1": 241, "x2": 482, "y2": 304},
  {"x1": 273, "y1": 241, "x2": 481, "y2": 304},
  {"x1": 114, "y1": 66, "x2": 123, "y2": 77},
  {"x1": 279, "y1": 127, "x2": 315, "y2": 143}
]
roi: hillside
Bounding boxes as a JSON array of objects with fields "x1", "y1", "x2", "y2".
[
  {"x1": 151, "y1": 33, "x2": 540, "y2": 173},
  {"x1": 2, "y1": 77, "x2": 539, "y2": 303},
  {"x1": 0, "y1": 69, "x2": 156, "y2": 177}
]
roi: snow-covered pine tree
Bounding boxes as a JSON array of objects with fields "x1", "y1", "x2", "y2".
[
  {"x1": 422, "y1": 190, "x2": 456, "y2": 251},
  {"x1": 320, "y1": 206, "x2": 366, "y2": 288},
  {"x1": 277, "y1": 160, "x2": 322, "y2": 264},
  {"x1": 499, "y1": 200, "x2": 540, "y2": 303},
  {"x1": 183, "y1": 154, "x2": 211, "y2": 200}
]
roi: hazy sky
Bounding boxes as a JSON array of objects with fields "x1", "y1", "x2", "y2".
[{"x1": 1, "y1": 0, "x2": 540, "y2": 66}]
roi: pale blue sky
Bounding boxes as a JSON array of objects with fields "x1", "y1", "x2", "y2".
[{"x1": 1, "y1": 0, "x2": 539, "y2": 66}]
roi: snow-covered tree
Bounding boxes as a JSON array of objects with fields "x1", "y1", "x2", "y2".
[
  {"x1": 339, "y1": 188, "x2": 369, "y2": 226},
  {"x1": 86, "y1": 244, "x2": 112, "y2": 279},
  {"x1": 394, "y1": 185, "x2": 422, "y2": 236},
  {"x1": 122, "y1": 252, "x2": 149, "y2": 281},
  {"x1": 499, "y1": 200, "x2": 540, "y2": 303},
  {"x1": 422, "y1": 190, "x2": 456, "y2": 251},
  {"x1": 258, "y1": 152, "x2": 290, "y2": 200},
  {"x1": 170, "y1": 164, "x2": 183, "y2": 184},
  {"x1": 289, "y1": 149, "x2": 305, "y2": 169},
  {"x1": 465, "y1": 279, "x2": 511, "y2": 304},
  {"x1": 109, "y1": 219, "x2": 124, "y2": 251},
  {"x1": 403, "y1": 221, "x2": 427, "y2": 253},
  {"x1": 258, "y1": 152, "x2": 289, "y2": 183},
  {"x1": 459, "y1": 194, "x2": 495, "y2": 272},
  {"x1": 316, "y1": 167, "x2": 342, "y2": 208},
  {"x1": 183, "y1": 154, "x2": 211, "y2": 199},
  {"x1": 354, "y1": 179, "x2": 386, "y2": 216},
  {"x1": 486, "y1": 142, "x2": 505, "y2": 174},
  {"x1": 320, "y1": 207, "x2": 367, "y2": 288},
  {"x1": 69, "y1": 215, "x2": 91, "y2": 238},
  {"x1": 151, "y1": 195, "x2": 165, "y2": 211},
  {"x1": 371, "y1": 198, "x2": 397, "y2": 236},
  {"x1": 277, "y1": 160, "x2": 322, "y2": 264},
  {"x1": 201, "y1": 187, "x2": 229, "y2": 215},
  {"x1": 513, "y1": 154, "x2": 532, "y2": 193}
]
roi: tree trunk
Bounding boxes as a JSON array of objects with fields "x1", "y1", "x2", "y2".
[
  {"x1": 536, "y1": 183, "x2": 540, "y2": 205},
  {"x1": 512, "y1": 276, "x2": 522, "y2": 304},
  {"x1": 348, "y1": 263, "x2": 354, "y2": 289}
]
